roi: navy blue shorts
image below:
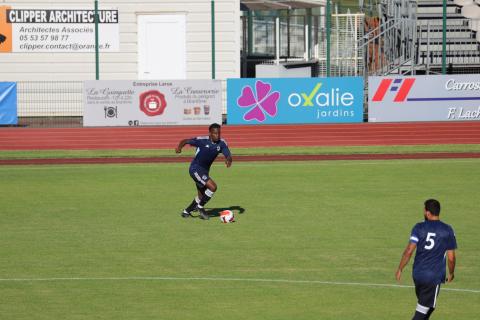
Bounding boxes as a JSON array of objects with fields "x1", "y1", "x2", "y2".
[
  {"x1": 189, "y1": 166, "x2": 210, "y2": 189},
  {"x1": 415, "y1": 281, "x2": 441, "y2": 309}
]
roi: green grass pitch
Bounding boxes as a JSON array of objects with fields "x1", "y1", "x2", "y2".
[{"x1": 1, "y1": 159, "x2": 479, "y2": 319}]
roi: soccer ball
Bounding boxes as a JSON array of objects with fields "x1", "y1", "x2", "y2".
[{"x1": 220, "y1": 210, "x2": 235, "y2": 223}]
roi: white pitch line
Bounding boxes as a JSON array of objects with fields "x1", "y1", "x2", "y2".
[
  {"x1": 0, "y1": 276, "x2": 478, "y2": 293},
  {"x1": 2, "y1": 158, "x2": 480, "y2": 171}
]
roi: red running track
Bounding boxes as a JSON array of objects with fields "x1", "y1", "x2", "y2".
[{"x1": 1, "y1": 122, "x2": 480, "y2": 150}]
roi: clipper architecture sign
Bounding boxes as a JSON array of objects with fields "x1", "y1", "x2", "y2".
[
  {"x1": 0, "y1": 6, "x2": 119, "y2": 52},
  {"x1": 369, "y1": 75, "x2": 480, "y2": 122}
]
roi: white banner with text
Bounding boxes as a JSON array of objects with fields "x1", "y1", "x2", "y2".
[
  {"x1": 369, "y1": 74, "x2": 480, "y2": 122},
  {"x1": 84, "y1": 80, "x2": 223, "y2": 127}
]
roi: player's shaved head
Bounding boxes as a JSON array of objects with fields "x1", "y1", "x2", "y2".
[
  {"x1": 424, "y1": 199, "x2": 440, "y2": 216},
  {"x1": 209, "y1": 123, "x2": 221, "y2": 131}
]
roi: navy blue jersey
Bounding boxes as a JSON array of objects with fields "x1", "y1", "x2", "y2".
[
  {"x1": 187, "y1": 136, "x2": 231, "y2": 171},
  {"x1": 409, "y1": 220, "x2": 457, "y2": 284}
]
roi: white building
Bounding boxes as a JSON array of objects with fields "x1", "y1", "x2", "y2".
[{"x1": 0, "y1": 0, "x2": 241, "y2": 81}]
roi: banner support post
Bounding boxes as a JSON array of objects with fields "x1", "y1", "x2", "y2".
[{"x1": 95, "y1": 0, "x2": 100, "y2": 80}]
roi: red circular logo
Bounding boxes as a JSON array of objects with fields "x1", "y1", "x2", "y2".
[{"x1": 139, "y1": 90, "x2": 167, "y2": 116}]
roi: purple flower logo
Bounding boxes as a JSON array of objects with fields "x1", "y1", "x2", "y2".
[{"x1": 237, "y1": 80, "x2": 280, "y2": 122}]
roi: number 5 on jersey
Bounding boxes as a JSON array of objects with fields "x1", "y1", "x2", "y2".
[{"x1": 425, "y1": 232, "x2": 436, "y2": 250}]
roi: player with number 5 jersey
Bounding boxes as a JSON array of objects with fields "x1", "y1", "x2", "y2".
[{"x1": 396, "y1": 199, "x2": 457, "y2": 320}]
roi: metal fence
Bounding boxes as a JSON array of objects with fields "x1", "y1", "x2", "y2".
[
  {"x1": 16, "y1": 81, "x2": 83, "y2": 127},
  {"x1": 319, "y1": 13, "x2": 365, "y2": 77}
]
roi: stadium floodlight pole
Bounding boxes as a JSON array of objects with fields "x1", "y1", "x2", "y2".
[
  {"x1": 442, "y1": 0, "x2": 447, "y2": 74},
  {"x1": 95, "y1": 0, "x2": 100, "y2": 80},
  {"x1": 326, "y1": 0, "x2": 331, "y2": 77},
  {"x1": 211, "y1": 0, "x2": 216, "y2": 79},
  {"x1": 248, "y1": 10, "x2": 253, "y2": 56},
  {"x1": 275, "y1": 15, "x2": 280, "y2": 65},
  {"x1": 307, "y1": 8, "x2": 312, "y2": 60}
]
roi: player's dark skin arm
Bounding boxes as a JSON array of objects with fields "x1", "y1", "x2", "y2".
[
  {"x1": 225, "y1": 155, "x2": 232, "y2": 168},
  {"x1": 396, "y1": 242, "x2": 416, "y2": 282},
  {"x1": 175, "y1": 139, "x2": 190, "y2": 154},
  {"x1": 446, "y1": 250, "x2": 456, "y2": 282}
]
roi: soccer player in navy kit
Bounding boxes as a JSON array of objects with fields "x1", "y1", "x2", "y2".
[
  {"x1": 175, "y1": 123, "x2": 232, "y2": 220},
  {"x1": 396, "y1": 199, "x2": 457, "y2": 320}
]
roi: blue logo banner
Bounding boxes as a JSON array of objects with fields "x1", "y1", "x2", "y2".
[
  {"x1": 0, "y1": 82, "x2": 18, "y2": 125},
  {"x1": 227, "y1": 77, "x2": 363, "y2": 125}
]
